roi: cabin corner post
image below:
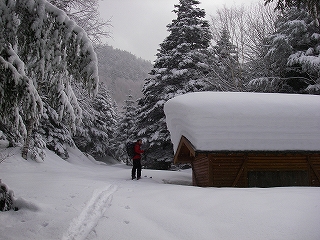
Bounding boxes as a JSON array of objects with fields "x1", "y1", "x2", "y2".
[{"x1": 190, "y1": 160, "x2": 198, "y2": 186}]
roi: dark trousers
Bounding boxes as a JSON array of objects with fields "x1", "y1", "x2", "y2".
[{"x1": 132, "y1": 159, "x2": 141, "y2": 179}]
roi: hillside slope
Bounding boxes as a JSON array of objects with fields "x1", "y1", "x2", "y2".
[{"x1": 95, "y1": 45, "x2": 153, "y2": 107}]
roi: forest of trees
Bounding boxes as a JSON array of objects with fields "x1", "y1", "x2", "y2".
[
  {"x1": 95, "y1": 45, "x2": 152, "y2": 107},
  {"x1": 0, "y1": 0, "x2": 319, "y2": 168}
]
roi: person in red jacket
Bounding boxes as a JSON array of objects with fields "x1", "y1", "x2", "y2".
[{"x1": 132, "y1": 139, "x2": 144, "y2": 180}]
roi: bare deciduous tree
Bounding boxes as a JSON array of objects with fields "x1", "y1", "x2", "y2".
[
  {"x1": 48, "y1": 0, "x2": 111, "y2": 44},
  {"x1": 208, "y1": 2, "x2": 279, "y2": 91},
  {"x1": 210, "y1": 2, "x2": 278, "y2": 63}
]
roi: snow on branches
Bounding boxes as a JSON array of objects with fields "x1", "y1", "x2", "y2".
[{"x1": 0, "y1": 0, "x2": 100, "y2": 159}]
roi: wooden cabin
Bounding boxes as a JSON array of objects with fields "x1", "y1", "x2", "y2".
[
  {"x1": 174, "y1": 136, "x2": 320, "y2": 187},
  {"x1": 164, "y1": 92, "x2": 320, "y2": 187}
]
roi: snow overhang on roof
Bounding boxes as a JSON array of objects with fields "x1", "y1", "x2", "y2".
[{"x1": 164, "y1": 92, "x2": 320, "y2": 153}]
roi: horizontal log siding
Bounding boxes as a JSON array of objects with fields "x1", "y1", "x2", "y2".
[
  {"x1": 209, "y1": 154, "x2": 245, "y2": 187},
  {"x1": 199, "y1": 153, "x2": 320, "y2": 187},
  {"x1": 246, "y1": 154, "x2": 309, "y2": 171},
  {"x1": 192, "y1": 154, "x2": 210, "y2": 187}
]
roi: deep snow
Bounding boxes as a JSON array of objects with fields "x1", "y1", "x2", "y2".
[
  {"x1": 0, "y1": 146, "x2": 320, "y2": 240},
  {"x1": 164, "y1": 92, "x2": 320, "y2": 152}
]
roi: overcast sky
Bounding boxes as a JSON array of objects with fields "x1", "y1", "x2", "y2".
[{"x1": 99, "y1": 0, "x2": 262, "y2": 62}]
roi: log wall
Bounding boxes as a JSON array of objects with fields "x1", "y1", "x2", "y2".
[
  {"x1": 192, "y1": 154, "x2": 210, "y2": 187},
  {"x1": 192, "y1": 152, "x2": 320, "y2": 187}
]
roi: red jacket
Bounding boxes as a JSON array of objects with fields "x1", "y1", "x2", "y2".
[{"x1": 133, "y1": 142, "x2": 144, "y2": 160}]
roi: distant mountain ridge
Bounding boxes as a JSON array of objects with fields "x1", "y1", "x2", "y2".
[{"x1": 95, "y1": 44, "x2": 153, "y2": 107}]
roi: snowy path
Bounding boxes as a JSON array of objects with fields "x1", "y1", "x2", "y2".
[{"x1": 62, "y1": 184, "x2": 118, "y2": 240}]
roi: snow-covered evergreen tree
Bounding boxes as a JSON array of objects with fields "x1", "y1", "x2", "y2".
[
  {"x1": 264, "y1": 0, "x2": 319, "y2": 26},
  {"x1": 115, "y1": 91, "x2": 137, "y2": 164},
  {"x1": 133, "y1": 0, "x2": 212, "y2": 168},
  {"x1": 37, "y1": 102, "x2": 75, "y2": 159},
  {"x1": 255, "y1": 7, "x2": 320, "y2": 93},
  {"x1": 0, "y1": 0, "x2": 99, "y2": 159},
  {"x1": 108, "y1": 98, "x2": 122, "y2": 161},
  {"x1": 209, "y1": 28, "x2": 242, "y2": 91},
  {"x1": 74, "y1": 83, "x2": 118, "y2": 160},
  {"x1": 0, "y1": 0, "x2": 43, "y2": 152},
  {"x1": 215, "y1": 29, "x2": 238, "y2": 61}
]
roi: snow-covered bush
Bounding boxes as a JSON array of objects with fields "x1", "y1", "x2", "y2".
[
  {"x1": 0, "y1": 181, "x2": 16, "y2": 211},
  {"x1": 29, "y1": 133, "x2": 46, "y2": 162}
]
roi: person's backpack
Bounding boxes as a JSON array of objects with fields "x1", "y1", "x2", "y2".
[{"x1": 126, "y1": 142, "x2": 135, "y2": 158}]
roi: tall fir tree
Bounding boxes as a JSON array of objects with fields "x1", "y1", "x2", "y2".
[
  {"x1": 115, "y1": 91, "x2": 137, "y2": 164},
  {"x1": 209, "y1": 28, "x2": 242, "y2": 91},
  {"x1": 74, "y1": 82, "x2": 118, "y2": 160},
  {"x1": 133, "y1": 0, "x2": 212, "y2": 168}
]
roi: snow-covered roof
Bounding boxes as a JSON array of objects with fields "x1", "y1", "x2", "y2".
[{"x1": 164, "y1": 92, "x2": 320, "y2": 153}]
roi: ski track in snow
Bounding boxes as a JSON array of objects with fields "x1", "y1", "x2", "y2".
[{"x1": 62, "y1": 184, "x2": 118, "y2": 240}]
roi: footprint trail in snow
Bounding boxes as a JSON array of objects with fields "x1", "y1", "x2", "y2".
[{"x1": 62, "y1": 184, "x2": 118, "y2": 240}]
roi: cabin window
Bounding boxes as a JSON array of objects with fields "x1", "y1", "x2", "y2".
[{"x1": 248, "y1": 171, "x2": 308, "y2": 187}]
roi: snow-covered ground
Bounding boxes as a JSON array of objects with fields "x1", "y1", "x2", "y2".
[{"x1": 1, "y1": 146, "x2": 320, "y2": 240}]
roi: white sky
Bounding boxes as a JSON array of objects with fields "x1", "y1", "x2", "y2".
[{"x1": 99, "y1": 0, "x2": 262, "y2": 61}]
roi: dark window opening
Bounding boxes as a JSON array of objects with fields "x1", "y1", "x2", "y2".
[{"x1": 248, "y1": 171, "x2": 309, "y2": 187}]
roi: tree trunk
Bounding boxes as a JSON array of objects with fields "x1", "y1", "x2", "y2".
[{"x1": 21, "y1": 119, "x2": 34, "y2": 160}]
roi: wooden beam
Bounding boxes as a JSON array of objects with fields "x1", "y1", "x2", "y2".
[
  {"x1": 181, "y1": 136, "x2": 196, "y2": 157},
  {"x1": 173, "y1": 136, "x2": 196, "y2": 164},
  {"x1": 232, "y1": 155, "x2": 248, "y2": 187},
  {"x1": 307, "y1": 156, "x2": 320, "y2": 184}
]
